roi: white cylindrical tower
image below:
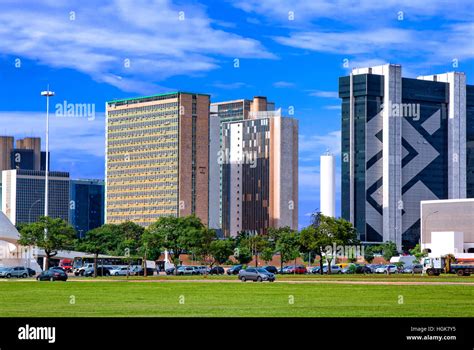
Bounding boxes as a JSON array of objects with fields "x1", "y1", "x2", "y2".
[{"x1": 320, "y1": 153, "x2": 336, "y2": 217}]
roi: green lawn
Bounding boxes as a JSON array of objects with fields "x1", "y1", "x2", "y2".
[{"x1": 1, "y1": 280, "x2": 473, "y2": 317}]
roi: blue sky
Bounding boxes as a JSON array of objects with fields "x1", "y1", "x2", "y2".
[{"x1": 0, "y1": 0, "x2": 473, "y2": 228}]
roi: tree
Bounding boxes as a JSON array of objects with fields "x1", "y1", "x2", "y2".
[
  {"x1": 76, "y1": 225, "x2": 117, "y2": 277},
  {"x1": 268, "y1": 226, "x2": 296, "y2": 271},
  {"x1": 275, "y1": 230, "x2": 300, "y2": 273},
  {"x1": 300, "y1": 225, "x2": 330, "y2": 275},
  {"x1": 234, "y1": 246, "x2": 252, "y2": 265},
  {"x1": 193, "y1": 228, "x2": 217, "y2": 266},
  {"x1": 409, "y1": 243, "x2": 428, "y2": 263},
  {"x1": 209, "y1": 239, "x2": 235, "y2": 265},
  {"x1": 115, "y1": 221, "x2": 145, "y2": 257},
  {"x1": 236, "y1": 233, "x2": 269, "y2": 267},
  {"x1": 300, "y1": 212, "x2": 358, "y2": 274},
  {"x1": 260, "y1": 247, "x2": 274, "y2": 264},
  {"x1": 144, "y1": 215, "x2": 206, "y2": 273},
  {"x1": 364, "y1": 246, "x2": 375, "y2": 263},
  {"x1": 18, "y1": 217, "x2": 76, "y2": 270},
  {"x1": 382, "y1": 241, "x2": 398, "y2": 262}
]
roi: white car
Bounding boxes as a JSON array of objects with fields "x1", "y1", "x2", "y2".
[
  {"x1": 375, "y1": 265, "x2": 398, "y2": 274},
  {"x1": 74, "y1": 263, "x2": 94, "y2": 276},
  {"x1": 177, "y1": 266, "x2": 199, "y2": 275},
  {"x1": 109, "y1": 266, "x2": 131, "y2": 276}
]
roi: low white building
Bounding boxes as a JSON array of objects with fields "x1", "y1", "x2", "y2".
[{"x1": 420, "y1": 199, "x2": 474, "y2": 257}]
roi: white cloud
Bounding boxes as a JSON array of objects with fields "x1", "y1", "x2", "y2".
[
  {"x1": 0, "y1": 111, "x2": 105, "y2": 159},
  {"x1": 0, "y1": 0, "x2": 275, "y2": 93},
  {"x1": 309, "y1": 90, "x2": 338, "y2": 98},
  {"x1": 299, "y1": 131, "x2": 341, "y2": 156},
  {"x1": 273, "y1": 81, "x2": 295, "y2": 88}
]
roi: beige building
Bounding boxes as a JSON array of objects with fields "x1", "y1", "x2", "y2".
[
  {"x1": 213, "y1": 97, "x2": 298, "y2": 237},
  {"x1": 105, "y1": 92, "x2": 210, "y2": 227}
]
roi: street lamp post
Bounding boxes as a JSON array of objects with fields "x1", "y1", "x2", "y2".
[
  {"x1": 28, "y1": 199, "x2": 41, "y2": 224},
  {"x1": 41, "y1": 87, "x2": 54, "y2": 270}
]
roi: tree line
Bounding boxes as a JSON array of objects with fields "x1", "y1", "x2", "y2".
[{"x1": 17, "y1": 212, "x2": 402, "y2": 277}]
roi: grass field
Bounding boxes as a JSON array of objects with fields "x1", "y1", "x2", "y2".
[{"x1": 1, "y1": 277, "x2": 473, "y2": 317}]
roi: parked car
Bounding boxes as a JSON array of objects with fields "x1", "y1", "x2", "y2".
[
  {"x1": 177, "y1": 266, "x2": 199, "y2": 275},
  {"x1": 84, "y1": 266, "x2": 111, "y2": 277},
  {"x1": 194, "y1": 266, "x2": 210, "y2": 275},
  {"x1": 74, "y1": 263, "x2": 94, "y2": 276},
  {"x1": 341, "y1": 264, "x2": 356, "y2": 274},
  {"x1": 375, "y1": 264, "x2": 398, "y2": 274},
  {"x1": 284, "y1": 265, "x2": 307, "y2": 274},
  {"x1": 356, "y1": 265, "x2": 373, "y2": 274},
  {"x1": 130, "y1": 266, "x2": 155, "y2": 276},
  {"x1": 36, "y1": 269, "x2": 68, "y2": 281},
  {"x1": 165, "y1": 267, "x2": 176, "y2": 275},
  {"x1": 209, "y1": 266, "x2": 225, "y2": 275},
  {"x1": 323, "y1": 265, "x2": 342, "y2": 274},
  {"x1": 109, "y1": 266, "x2": 131, "y2": 276},
  {"x1": 310, "y1": 266, "x2": 321, "y2": 274},
  {"x1": 59, "y1": 259, "x2": 73, "y2": 273},
  {"x1": 226, "y1": 264, "x2": 243, "y2": 275},
  {"x1": 0, "y1": 266, "x2": 29, "y2": 278},
  {"x1": 402, "y1": 264, "x2": 423, "y2": 274},
  {"x1": 27, "y1": 268, "x2": 37, "y2": 277},
  {"x1": 262, "y1": 265, "x2": 278, "y2": 274},
  {"x1": 49, "y1": 266, "x2": 67, "y2": 273},
  {"x1": 238, "y1": 267, "x2": 275, "y2": 282}
]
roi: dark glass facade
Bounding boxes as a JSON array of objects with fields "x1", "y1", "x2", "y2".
[{"x1": 69, "y1": 180, "x2": 105, "y2": 238}]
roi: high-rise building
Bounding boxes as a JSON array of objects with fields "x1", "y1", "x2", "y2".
[
  {"x1": 105, "y1": 92, "x2": 210, "y2": 227},
  {"x1": 1, "y1": 169, "x2": 70, "y2": 225},
  {"x1": 216, "y1": 102, "x2": 298, "y2": 237},
  {"x1": 0, "y1": 136, "x2": 14, "y2": 172},
  {"x1": 209, "y1": 97, "x2": 276, "y2": 232},
  {"x1": 339, "y1": 64, "x2": 474, "y2": 250},
  {"x1": 69, "y1": 179, "x2": 105, "y2": 238}
]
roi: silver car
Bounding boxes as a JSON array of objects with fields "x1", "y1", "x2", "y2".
[
  {"x1": 238, "y1": 267, "x2": 275, "y2": 282},
  {"x1": 109, "y1": 266, "x2": 131, "y2": 276},
  {"x1": 0, "y1": 266, "x2": 29, "y2": 278}
]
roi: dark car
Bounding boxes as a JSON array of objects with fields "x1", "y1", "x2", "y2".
[
  {"x1": 36, "y1": 269, "x2": 68, "y2": 281},
  {"x1": 356, "y1": 265, "x2": 372, "y2": 274},
  {"x1": 27, "y1": 268, "x2": 37, "y2": 277},
  {"x1": 209, "y1": 266, "x2": 225, "y2": 275},
  {"x1": 84, "y1": 266, "x2": 111, "y2": 277},
  {"x1": 262, "y1": 265, "x2": 278, "y2": 274},
  {"x1": 226, "y1": 264, "x2": 243, "y2": 275},
  {"x1": 165, "y1": 267, "x2": 176, "y2": 275},
  {"x1": 131, "y1": 266, "x2": 155, "y2": 276},
  {"x1": 49, "y1": 266, "x2": 66, "y2": 273}
]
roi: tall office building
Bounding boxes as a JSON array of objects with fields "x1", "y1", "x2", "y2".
[
  {"x1": 1, "y1": 169, "x2": 70, "y2": 225},
  {"x1": 216, "y1": 103, "x2": 298, "y2": 237},
  {"x1": 339, "y1": 64, "x2": 474, "y2": 250},
  {"x1": 209, "y1": 97, "x2": 276, "y2": 232},
  {"x1": 106, "y1": 92, "x2": 210, "y2": 227},
  {"x1": 69, "y1": 179, "x2": 105, "y2": 238}
]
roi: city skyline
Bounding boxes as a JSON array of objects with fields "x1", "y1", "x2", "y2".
[{"x1": 0, "y1": 0, "x2": 473, "y2": 228}]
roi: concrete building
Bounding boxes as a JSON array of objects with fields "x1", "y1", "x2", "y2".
[
  {"x1": 339, "y1": 64, "x2": 474, "y2": 250},
  {"x1": 69, "y1": 179, "x2": 105, "y2": 238},
  {"x1": 106, "y1": 92, "x2": 210, "y2": 227},
  {"x1": 219, "y1": 106, "x2": 298, "y2": 237},
  {"x1": 1, "y1": 169, "x2": 70, "y2": 225},
  {"x1": 209, "y1": 97, "x2": 276, "y2": 232},
  {"x1": 420, "y1": 198, "x2": 474, "y2": 256},
  {"x1": 320, "y1": 153, "x2": 336, "y2": 217}
]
